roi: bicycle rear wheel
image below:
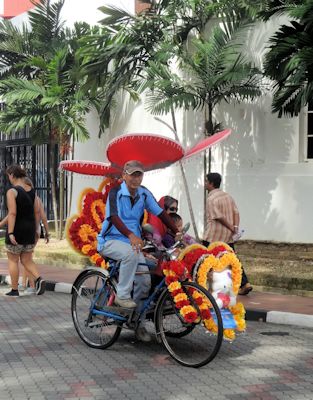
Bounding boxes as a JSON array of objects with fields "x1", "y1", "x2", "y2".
[
  {"x1": 71, "y1": 270, "x2": 121, "y2": 349},
  {"x1": 155, "y1": 281, "x2": 223, "y2": 368}
]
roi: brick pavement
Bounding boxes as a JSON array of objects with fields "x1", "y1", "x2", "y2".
[{"x1": 0, "y1": 290, "x2": 313, "y2": 400}]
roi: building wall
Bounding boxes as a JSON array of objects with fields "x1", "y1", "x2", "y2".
[
  {"x1": 6, "y1": 0, "x2": 313, "y2": 243},
  {"x1": 78, "y1": 7, "x2": 312, "y2": 244}
]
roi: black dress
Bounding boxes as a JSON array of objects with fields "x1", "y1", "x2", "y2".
[{"x1": 5, "y1": 186, "x2": 36, "y2": 245}]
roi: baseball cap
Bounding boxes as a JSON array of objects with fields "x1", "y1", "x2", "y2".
[{"x1": 123, "y1": 160, "x2": 145, "y2": 175}]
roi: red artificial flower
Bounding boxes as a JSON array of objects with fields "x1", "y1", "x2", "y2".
[
  {"x1": 165, "y1": 275, "x2": 177, "y2": 285},
  {"x1": 96, "y1": 257, "x2": 103, "y2": 267},
  {"x1": 171, "y1": 289, "x2": 184, "y2": 297},
  {"x1": 201, "y1": 309, "x2": 211, "y2": 320},
  {"x1": 184, "y1": 312, "x2": 198, "y2": 323},
  {"x1": 170, "y1": 261, "x2": 185, "y2": 278},
  {"x1": 175, "y1": 300, "x2": 190, "y2": 309},
  {"x1": 208, "y1": 245, "x2": 228, "y2": 257},
  {"x1": 194, "y1": 297, "x2": 203, "y2": 306},
  {"x1": 183, "y1": 249, "x2": 209, "y2": 273}
]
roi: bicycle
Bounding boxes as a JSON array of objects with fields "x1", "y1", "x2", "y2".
[{"x1": 71, "y1": 230, "x2": 223, "y2": 368}]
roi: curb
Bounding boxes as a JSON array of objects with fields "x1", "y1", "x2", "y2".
[
  {"x1": 0, "y1": 274, "x2": 73, "y2": 295},
  {"x1": 1, "y1": 273, "x2": 313, "y2": 329}
]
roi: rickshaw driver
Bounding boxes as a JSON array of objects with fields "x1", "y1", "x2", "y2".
[{"x1": 97, "y1": 160, "x2": 180, "y2": 342}]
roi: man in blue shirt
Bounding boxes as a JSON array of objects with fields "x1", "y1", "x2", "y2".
[{"x1": 97, "y1": 160, "x2": 179, "y2": 342}]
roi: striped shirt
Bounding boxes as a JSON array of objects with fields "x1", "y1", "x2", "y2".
[{"x1": 204, "y1": 189, "x2": 239, "y2": 243}]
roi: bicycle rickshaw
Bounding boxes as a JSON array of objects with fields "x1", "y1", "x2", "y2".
[{"x1": 70, "y1": 223, "x2": 223, "y2": 368}]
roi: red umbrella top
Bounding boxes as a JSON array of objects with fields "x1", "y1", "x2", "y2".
[
  {"x1": 60, "y1": 130, "x2": 232, "y2": 176},
  {"x1": 59, "y1": 160, "x2": 121, "y2": 177},
  {"x1": 106, "y1": 133, "x2": 185, "y2": 171}
]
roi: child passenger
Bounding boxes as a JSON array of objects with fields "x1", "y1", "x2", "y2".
[{"x1": 162, "y1": 213, "x2": 196, "y2": 248}]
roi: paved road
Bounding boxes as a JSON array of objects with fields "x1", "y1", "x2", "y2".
[{"x1": 0, "y1": 288, "x2": 313, "y2": 400}]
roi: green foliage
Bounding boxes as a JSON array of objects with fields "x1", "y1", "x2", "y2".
[
  {"x1": 263, "y1": 0, "x2": 313, "y2": 116},
  {"x1": 139, "y1": 24, "x2": 263, "y2": 135},
  {"x1": 0, "y1": 0, "x2": 99, "y2": 144},
  {"x1": 79, "y1": 0, "x2": 263, "y2": 133}
]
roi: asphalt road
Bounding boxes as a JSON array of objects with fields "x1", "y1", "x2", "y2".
[{"x1": 0, "y1": 287, "x2": 313, "y2": 400}]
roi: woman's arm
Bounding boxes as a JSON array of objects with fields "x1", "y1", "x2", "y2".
[
  {"x1": 38, "y1": 197, "x2": 50, "y2": 243},
  {"x1": 0, "y1": 215, "x2": 8, "y2": 228},
  {"x1": 7, "y1": 188, "x2": 18, "y2": 245},
  {"x1": 34, "y1": 196, "x2": 41, "y2": 243}
]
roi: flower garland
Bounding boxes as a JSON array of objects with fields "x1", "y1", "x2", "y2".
[
  {"x1": 167, "y1": 241, "x2": 246, "y2": 340},
  {"x1": 65, "y1": 177, "x2": 120, "y2": 269},
  {"x1": 197, "y1": 252, "x2": 242, "y2": 295},
  {"x1": 162, "y1": 260, "x2": 213, "y2": 326},
  {"x1": 195, "y1": 243, "x2": 245, "y2": 340}
]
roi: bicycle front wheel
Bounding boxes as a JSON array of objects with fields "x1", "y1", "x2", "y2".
[
  {"x1": 71, "y1": 270, "x2": 121, "y2": 349},
  {"x1": 155, "y1": 281, "x2": 223, "y2": 368}
]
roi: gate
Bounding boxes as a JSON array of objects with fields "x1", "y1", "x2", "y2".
[{"x1": 0, "y1": 129, "x2": 66, "y2": 221}]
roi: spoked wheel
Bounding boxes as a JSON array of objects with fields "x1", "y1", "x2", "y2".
[
  {"x1": 71, "y1": 270, "x2": 121, "y2": 349},
  {"x1": 155, "y1": 281, "x2": 223, "y2": 368}
]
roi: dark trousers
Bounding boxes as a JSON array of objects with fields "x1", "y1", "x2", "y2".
[{"x1": 202, "y1": 240, "x2": 249, "y2": 288}]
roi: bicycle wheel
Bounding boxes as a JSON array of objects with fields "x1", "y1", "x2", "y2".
[
  {"x1": 71, "y1": 270, "x2": 121, "y2": 349},
  {"x1": 155, "y1": 281, "x2": 223, "y2": 368}
]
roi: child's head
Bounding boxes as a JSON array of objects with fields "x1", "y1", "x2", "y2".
[{"x1": 169, "y1": 213, "x2": 183, "y2": 231}]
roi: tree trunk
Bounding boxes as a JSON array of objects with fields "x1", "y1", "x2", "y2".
[
  {"x1": 59, "y1": 167, "x2": 64, "y2": 240},
  {"x1": 203, "y1": 102, "x2": 213, "y2": 235},
  {"x1": 170, "y1": 107, "x2": 200, "y2": 242},
  {"x1": 49, "y1": 134, "x2": 59, "y2": 237},
  {"x1": 67, "y1": 137, "x2": 75, "y2": 218}
]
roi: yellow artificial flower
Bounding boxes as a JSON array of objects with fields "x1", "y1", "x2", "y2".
[
  {"x1": 174, "y1": 293, "x2": 188, "y2": 303},
  {"x1": 168, "y1": 281, "x2": 182, "y2": 292},
  {"x1": 234, "y1": 316, "x2": 246, "y2": 331},
  {"x1": 81, "y1": 244, "x2": 92, "y2": 255},
  {"x1": 197, "y1": 255, "x2": 218, "y2": 289},
  {"x1": 98, "y1": 178, "x2": 111, "y2": 193},
  {"x1": 180, "y1": 305, "x2": 197, "y2": 316},
  {"x1": 204, "y1": 318, "x2": 218, "y2": 333},
  {"x1": 224, "y1": 329, "x2": 236, "y2": 341},
  {"x1": 78, "y1": 224, "x2": 97, "y2": 242},
  {"x1": 91, "y1": 199, "x2": 105, "y2": 230},
  {"x1": 230, "y1": 302, "x2": 245, "y2": 317}
]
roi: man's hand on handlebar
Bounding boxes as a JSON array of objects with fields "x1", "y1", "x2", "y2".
[{"x1": 128, "y1": 233, "x2": 144, "y2": 253}]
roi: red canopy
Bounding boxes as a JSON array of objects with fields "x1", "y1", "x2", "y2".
[
  {"x1": 106, "y1": 133, "x2": 185, "y2": 171},
  {"x1": 183, "y1": 129, "x2": 231, "y2": 159},
  {"x1": 59, "y1": 160, "x2": 121, "y2": 177}
]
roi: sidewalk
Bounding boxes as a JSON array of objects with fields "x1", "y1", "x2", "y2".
[{"x1": 1, "y1": 259, "x2": 312, "y2": 328}]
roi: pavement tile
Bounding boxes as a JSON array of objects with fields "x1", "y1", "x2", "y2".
[{"x1": 1, "y1": 290, "x2": 313, "y2": 400}]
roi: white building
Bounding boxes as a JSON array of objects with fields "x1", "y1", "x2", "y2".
[{"x1": 3, "y1": 0, "x2": 313, "y2": 243}]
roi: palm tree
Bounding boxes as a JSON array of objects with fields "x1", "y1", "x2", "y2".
[
  {"x1": 140, "y1": 25, "x2": 263, "y2": 228},
  {"x1": 80, "y1": 0, "x2": 263, "y2": 237},
  {"x1": 262, "y1": 0, "x2": 313, "y2": 116},
  {"x1": 0, "y1": 0, "x2": 102, "y2": 238}
]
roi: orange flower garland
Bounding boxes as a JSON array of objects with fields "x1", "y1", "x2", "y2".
[
  {"x1": 195, "y1": 243, "x2": 246, "y2": 340},
  {"x1": 162, "y1": 261, "x2": 213, "y2": 326},
  {"x1": 65, "y1": 177, "x2": 121, "y2": 269}
]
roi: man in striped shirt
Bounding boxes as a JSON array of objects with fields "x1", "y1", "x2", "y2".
[{"x1": 203, "y1": 173, "x2": 252, "y2": 295}]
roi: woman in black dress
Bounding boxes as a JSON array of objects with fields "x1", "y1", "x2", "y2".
[{"x1": 5, "y1": 164, "x2": 45, "y2": 297}]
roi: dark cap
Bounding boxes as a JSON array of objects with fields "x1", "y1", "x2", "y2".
[{"x1": 123, "y1": 160, "x2": 145, "y2": 175}]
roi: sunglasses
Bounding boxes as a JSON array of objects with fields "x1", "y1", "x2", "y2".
[{"x1": 168, "y1": 206, "x2": 178, "y2": 212}]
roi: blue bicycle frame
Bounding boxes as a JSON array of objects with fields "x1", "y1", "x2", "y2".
[{"x1": 88, "y1": 259, "x2": 166, "y2": 324}]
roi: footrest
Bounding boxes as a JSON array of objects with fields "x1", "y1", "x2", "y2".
[{"x1": 101, "y1": 305, "x2": 134, "y2": 317}]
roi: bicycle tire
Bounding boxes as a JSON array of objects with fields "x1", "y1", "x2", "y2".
[
  {"x1": 155, "y1": 281, "x2": 223, "y2": 368},
  {"x1": 71, "y1": 270, "x2": 121, "y2": 349}
]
